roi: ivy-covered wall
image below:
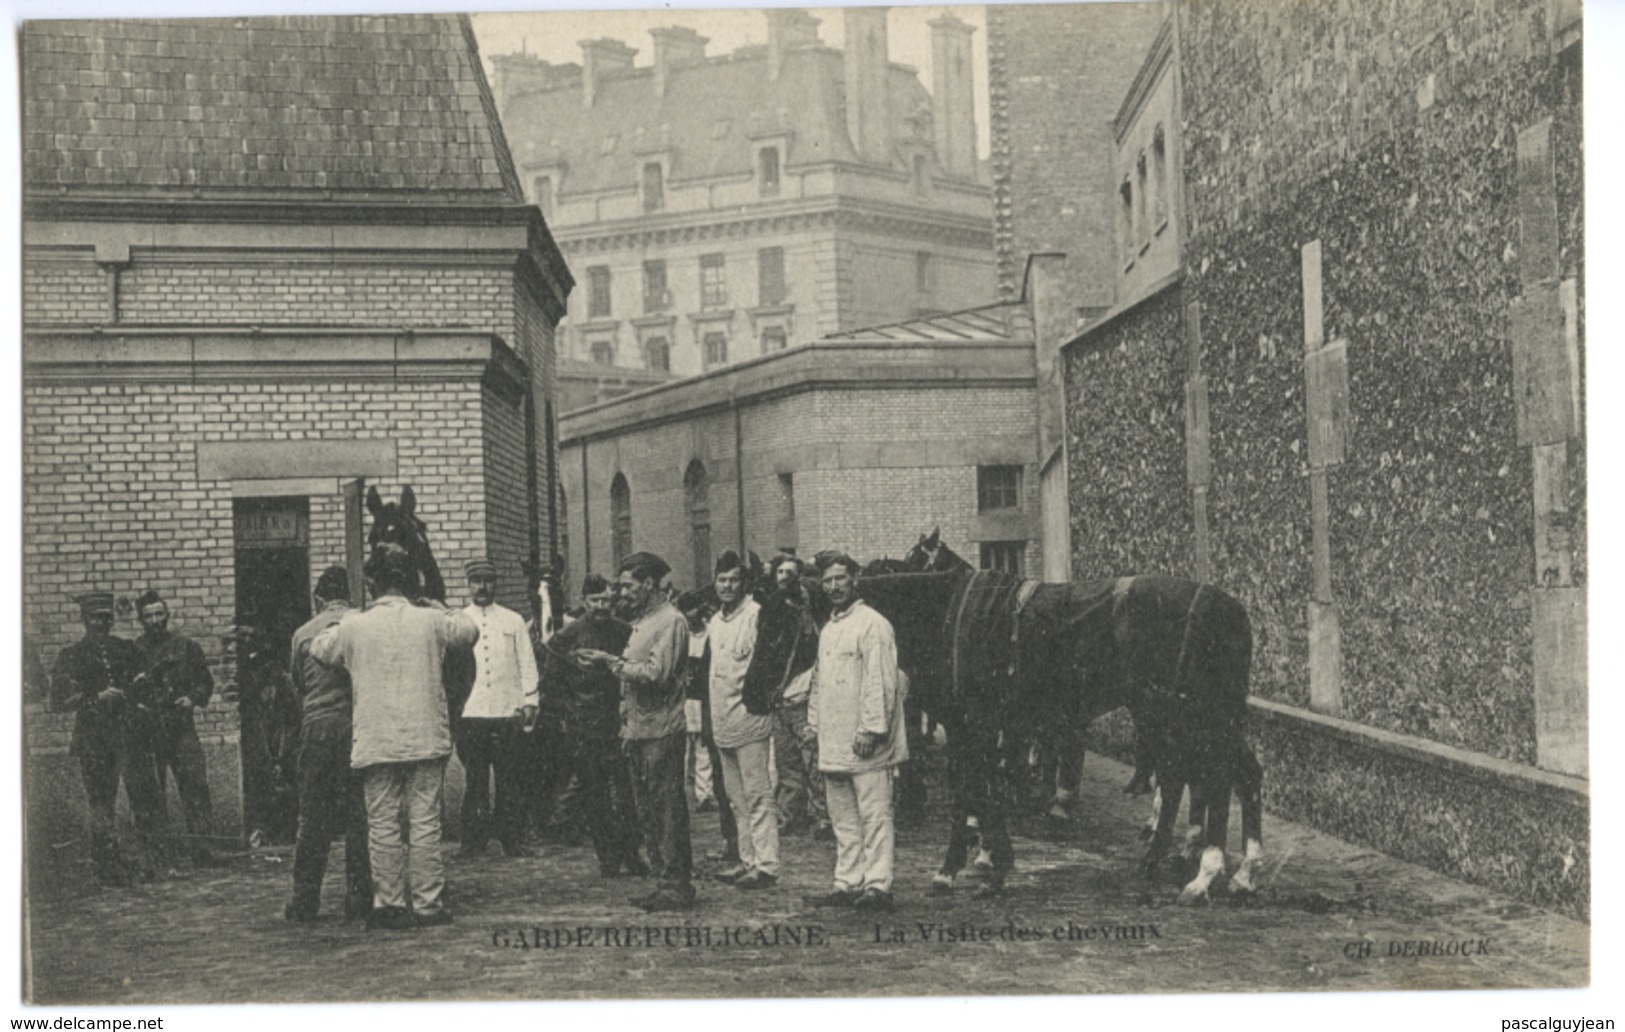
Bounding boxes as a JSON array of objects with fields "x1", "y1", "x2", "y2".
[
  {"x1": 1171, "y1": 0, "x2": 1583, "y2": 763},
  {"x1": 1063, "y1": 286, "x2": 1193, "y2": 580}
]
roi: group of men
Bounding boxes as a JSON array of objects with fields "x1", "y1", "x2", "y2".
[
  {"x1": 50, "y1": 590, "x2": 219, "y2": 885},
  {"x1": 48, "y1": 537, "x2": 909, "y2": 925}
]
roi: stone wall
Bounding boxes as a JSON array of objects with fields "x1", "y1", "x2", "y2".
[
  {"x1": 1063, "y1": 286, "x2": 1196, "y2": 582},
  {"x1": 1177, "y1": 0, "x2": 1583, "y2": 764}
]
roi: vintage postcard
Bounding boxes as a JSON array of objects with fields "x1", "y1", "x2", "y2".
[{"x1": 11, "y1": 0, "x2": 1606, "y2": 1018}]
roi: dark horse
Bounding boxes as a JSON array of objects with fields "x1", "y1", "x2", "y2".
[
  {"x1": 863, "y1": 532, "x2": 1264, "y2": 904},
  {"x1": 364, "y1": 485, "x2": 475, "y2": 714}
]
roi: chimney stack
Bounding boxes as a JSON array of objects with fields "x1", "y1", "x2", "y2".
[
  {"x1": 842, "y1": 7, "x2": 892, "y2": 164},
  {"x1": 766, "y1": 8, "x2": 821, "y2": 81},
  {"x1": 929, "y1": 14, "x2": 977, "y2": 177},
  {"x1": 579, "y1": 38, "x2": 637, "y2": 108},
  {"x1": 650, "y1": 26, "x2": 708, "y2": 98}
]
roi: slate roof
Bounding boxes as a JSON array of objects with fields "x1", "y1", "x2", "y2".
[
  {"x1": 22, "y1": 14, "x2": 523, "y2": 200},
  {"x1": 818, "y1": 301, "x2": 1033, "y2": 344},
  {"x1": 502, "y1": 46, "x2": 933, "y2": 192}
]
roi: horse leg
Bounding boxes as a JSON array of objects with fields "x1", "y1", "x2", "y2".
[
  {"x1": 1047, "y1": 724, "x2": 1086, "y2": 823},
  {"x1": 971, "y1": 735, "x2": 1015, "y2": 899},
  {"x1": 1140, "y1": 774, "x2": 1184, "y2": 880},
  {"x1": 1178, "y1": 771, "x2": 1233, "y2": 905},
  {"x1": 1229, "y1": 744, "x2": 1266, "y2": 895},
  {"x1": 932, "y1": 718, "x2": 975, "y2": 894}
]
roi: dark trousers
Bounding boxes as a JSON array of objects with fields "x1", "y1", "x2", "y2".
[
  {"x1": 454, "y1": 717, "x2": 526, "y2": 851},
  {"x1": 772, "y1": 699, "x2": 826, "y2": 828},
  {"x1": 626, "y1": 732, "x2": 692, "y2": 896},
  {"x1": 153, "y1": 719, "x2": 214, "y2": 860},
  {"x1": 78, "y1": 732, "x2": 169, "y2": 881},
  {"x1": 289, "y1": 719, "x2": 371, "y2": 917},
  {"x1": 563, "y1": 733, "x2": 643, "y2": 872}
]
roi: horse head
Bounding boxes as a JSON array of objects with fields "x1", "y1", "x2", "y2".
[
  {"x1": 904, "y1": 527, "x2": 974, "y2": 573},
  {"x1": 365, "y1": 485, "x2": 446, "y2": 602}
]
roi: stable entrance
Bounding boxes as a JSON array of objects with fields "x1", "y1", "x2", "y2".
[{"x1": 232, "y1": 496, "x2": 311, "y2": 844}]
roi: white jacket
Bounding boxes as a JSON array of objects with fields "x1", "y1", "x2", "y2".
[{"x1": 808, "y1": 600, "x2": 908, "y2": 773}]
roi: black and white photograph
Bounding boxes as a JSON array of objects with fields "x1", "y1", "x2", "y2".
[{"x1": 7, "y1": 0, "x2": 1615, "y2": 1019}]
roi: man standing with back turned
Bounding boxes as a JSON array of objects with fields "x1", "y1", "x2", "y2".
[
  {"x1": 575, "y1": 551, "x2": 694, "y2": 912},
  {"x1": 312, "y1": 544, "x2": 479, "y2": 930}
]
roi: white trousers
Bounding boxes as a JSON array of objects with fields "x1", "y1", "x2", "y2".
[
  {"x1": 362, "y1": 757, "x2": 448, "y2": 915},
  {"x1": 823, "y1": 768, "x2": 895, "y2": 893},
  {"x1": 719, "y1": 738, "x2": 779, "y2": 876}
]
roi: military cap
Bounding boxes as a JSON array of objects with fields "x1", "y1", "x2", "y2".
[
  {"x1": 464, "y1": 558, "x2": 498, "y2": 579},
  {"x1": 74, "y1": 592, "x2": 116, "y2": 616}
]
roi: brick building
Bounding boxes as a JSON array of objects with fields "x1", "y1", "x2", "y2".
[
  {"x1": 489, "y1": 8, "x2": 997, "y2": 380},
  {"x1": 21, "y1": 15, "x2": 571, "y2": 873},
  {"x1": 558, "y1": 305, "x2": 1039, "y2": 595},
  {"x1": 989, "y1": 1, "x2": 1587, "y2": 916}
]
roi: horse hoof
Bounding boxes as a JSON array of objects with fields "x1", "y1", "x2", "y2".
[
  {"x1": 928, "y1": 876, "x2": 955, "y2": 897},
  {"x1": 1176, "y1": 886, "x2": 1208, "y2": 906}
]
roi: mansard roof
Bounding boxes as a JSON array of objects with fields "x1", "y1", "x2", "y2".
[
  {"x1": 501, "y1": 46, "x2": 934, "y2": 193},
  {"x1": 22, "y1": 14, "x2": 523, "y2": 201}
]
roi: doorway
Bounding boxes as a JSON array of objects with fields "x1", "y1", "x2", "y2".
[{"x1": 232, "y1": 496, "x2": 311, "y2": 844}]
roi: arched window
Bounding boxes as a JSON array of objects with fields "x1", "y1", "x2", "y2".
[
  {"x1": 1118, "y1": 176, "x2": 1134, "y2": 267},
  {"x1": 610, "y1": 473, "x2": 632, "y2": 568},
  {"x1": 1135, "y1": 151, "x2": 1149, "y2": 247},
  {"x1": 684, "y1": 460, "x2": 711, "y2": 589},
  {"x1": 1152, "y1": 125, "x2": 1169, "y2": 228}
]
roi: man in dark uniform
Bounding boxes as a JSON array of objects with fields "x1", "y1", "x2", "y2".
[
  {"x1": 50, "y1": 591, "x2": 169, "y2": 885},
  {"x1": 541, "y1": 573, "x2": 646, "y2": 877},
  {"x1": 135, "y1": 589, "x2": 217, "y2": 866},
  {"x1": 285, "y1": 567, "x2": 372, "y2": 923}
]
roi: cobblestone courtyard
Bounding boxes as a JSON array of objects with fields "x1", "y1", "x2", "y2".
[{"x1": 24, "y1": 754, "x2": 1586, "y2": 1003}]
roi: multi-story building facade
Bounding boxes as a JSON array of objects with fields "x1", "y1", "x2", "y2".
[{"x1": 491, "y1": 8, "x2": 998, "y2": 379}]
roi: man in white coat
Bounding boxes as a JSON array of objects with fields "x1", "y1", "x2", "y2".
[
  {"x1": 707, "y1": 550, "x2": 778, "y2": 889},
  {"x1": 456, "y1": 558, "x2": 539, "y2": 858},
  {"x1": 807, "y1": 552, "x2": 908, "y2": 913}
]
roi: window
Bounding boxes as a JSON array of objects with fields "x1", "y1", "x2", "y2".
[
  {"x1": 1119, "y1": 177, "x2": 1134, "y2": 266},
  {"x1": 610, "y1": 474, "x2": 632, "y2": 567},
  {"x1": 703, "y1": 332, "x2": 729, "y2": 368},
  {"x1": 1152, "y1": 125, "x2": 1169, "y2": 228},
  {"x1": 589, "y1": 338, "x2": 615, "y2": 366},
  {"x1": 978, "y1": 464, "x2": 1022, "y2": 511},
  {"x1": 556, "y1": 483, "x2": 569, "y2": 590},
  {"x1": 533, "y1": 175, "x2": 554, "y2": 219},
  {"x1": 758, "y1": 247, "x2": 786, "y2": 306},
  {"x1": 778, "y1": 472, "x2": 795, "y2": 521},
  {"x1": 587, "y1": 266, "x2": 612, "y2": 319},
  {"x1": 980, "y1": 541, "x2": 1026, "y2": 574},
  {"x1": 644, "y1": 337, "x2": 671, "y2": 373},
  {"x1": 1136, "y1": 152, "x2": 1149, "y2": 247},
  {"x1": 642, "y1": 161, "x2": 665, "y2": 213},
  {"x1": 685, "y1": 460, "x2": 711, "y2": 590},
  {"x1": 643, "y1": 260, "x2": 669, "y2": 313},
  {"x1": 700, "y1": 253, "x2": 727, "y2": 308},
  {"x1": 915, "y1": 251, "x2": 934, "y2": 294},
  {"x1": 913, "y1": 154, "x2": 929, "y2": 196},
  {"x1": 761, "y1": 327, "x2": 788, "y2": 353},
  {"x1": 758, "y1": 147, "x2": 780, "y2": 195}
]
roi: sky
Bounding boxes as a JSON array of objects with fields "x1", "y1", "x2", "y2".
[{"x1": 470, "y1": 5, "x2": 992, "y2": 158}]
